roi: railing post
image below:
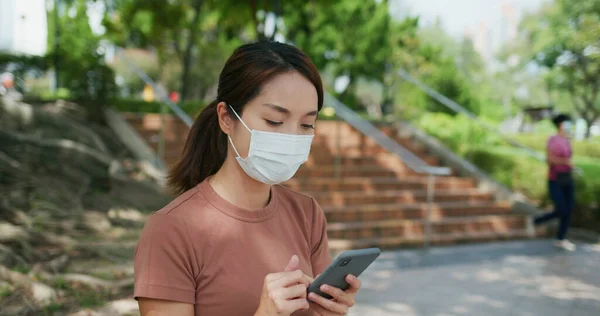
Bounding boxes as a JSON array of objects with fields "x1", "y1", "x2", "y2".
[
  {"x1": 334, "y1": 118, "x2": 342, "y2": 178},
  {"x1": 424, "y1": 174, "x2": 436, "y2": 248}
]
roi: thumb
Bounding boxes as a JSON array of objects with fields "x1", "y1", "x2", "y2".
[{"x1": 284, "y1": 255, "x2": 300, "y2": 272}]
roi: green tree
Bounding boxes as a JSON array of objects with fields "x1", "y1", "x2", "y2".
[
  {"x1": 522, "y1": 0, "x2": 600, "y2": 137},
  {"x1": 47, "y1": 0, "x2": 116, "y2": 123},
  {"x1": 103, "y1": 0, "x2": 204, "y2": 101},
  {"x1": 283, "y1": 0, "x2": 392, "y2": 110}
]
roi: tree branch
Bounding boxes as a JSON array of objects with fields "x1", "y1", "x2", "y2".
[
  {"x1": 179, "y1": 0, "x2": 204, "y2": 100},
  {"x1": 171, "y1": 36, "x2": 183, "y2": 60}
]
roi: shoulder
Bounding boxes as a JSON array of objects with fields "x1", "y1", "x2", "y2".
[
  {"x1": 273, "y1": 185, "x2": 325, "y2": 222},
  {"x1": 274, "y1": 184, "x2": 315, "y2": 204},
  {"x1": 547, "y1": 135, "x2": 559, "y2": 147},
  {"x1": 142, "y1": 185, "x2": 214, "y2": 239}
]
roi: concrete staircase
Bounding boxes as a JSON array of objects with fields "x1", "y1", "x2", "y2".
[{"x1": 124, "y1": 113, "x2": 534, "y2": 251}]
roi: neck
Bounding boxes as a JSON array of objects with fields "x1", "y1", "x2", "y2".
[
  {"x1": 558, "y1": 131, "x2": 567, "y2": 138},
  {"x1": 209, "y1": 156, "x2": 271, "y2": 209}
]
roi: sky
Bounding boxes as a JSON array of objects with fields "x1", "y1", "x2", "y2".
[{"x1": 390, "y1": 0, "x2": 549, "y2": 60}]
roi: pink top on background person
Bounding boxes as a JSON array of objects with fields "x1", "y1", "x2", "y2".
[{"x1": 547, "y1": 135, "x2": 572, "y2": 180}]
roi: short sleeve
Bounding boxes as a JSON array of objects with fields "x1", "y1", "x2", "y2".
[
  {"x1": 547, "y1": 137, "x2": 555, "y2": 150},
  {"x1": 310, "y1": 198, "x2": 332, "y2": 276},
  {"x1": 134, "y1": 213, "x2": 197, "y2": 304}
]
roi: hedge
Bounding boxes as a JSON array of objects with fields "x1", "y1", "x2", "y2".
[
  {"x1": 469, "y1": 146, "x2": 600, "y2": 232},
  {"x1": 414, "y1": 112, "x2": 600, "y2": 233},
  {"x1": 513, "y1": 134, "x2": 600, "y2": 160},
  {"x1": 113, "y1": 98, "x2": 206, "y2": 117}
]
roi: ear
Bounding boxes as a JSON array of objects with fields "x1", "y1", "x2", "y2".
[{"x1": 216, "y1": 102, "x2": 234, "y2": 135}]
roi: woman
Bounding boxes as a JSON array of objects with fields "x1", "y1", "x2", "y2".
[
  {"x1": 133, "y1": 41, "x2": 361, "y2": 316},
  {"x1": 534, "y1": 113, "x2": 576, "y2": 251}
]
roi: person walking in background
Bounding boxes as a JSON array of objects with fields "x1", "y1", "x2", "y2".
[{"x1": 534, "y1": 113, "x2": 576, "y2": 251}]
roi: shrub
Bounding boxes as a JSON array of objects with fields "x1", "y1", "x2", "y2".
[
  {"x1": 468, "y1": 146, "x2": 600, "y2": 232},
  {"x1": 415, "y1": 112, "x2": 502, "y2": 155},
  {"x1": 411, "y1": 112, "x2": 600, "y2": 233},
  {"x1": 113, "y1": 98, "x2": 207, "y2": 117},
  {"x1": 514, "y1": 134, "x2": 600, "y2": 160}
]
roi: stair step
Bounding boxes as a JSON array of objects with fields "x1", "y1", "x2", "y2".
[
  {"x1": 328, "y1": 230, "x2": 536, "y2": 251},
  {"x1": 311, "y1": 189, "x2": 494, "y2": 206},
  {"x1": 296, "y1": 165, "x2": 401, "y2": 178},
  {"x1": 284, "y1": 177, "x2": 475, "y2": 191},
  {"x1": 308, "y1": 153, "x2": 439, "y2": 168},
  {"x1": 311, "y1": 138, "x2": 428, "y2": 156},
  {"x1": 322, "y1": 201, "x2": 510, "y2": 222},
  {"x1": 326, "y1": 215, "x2": 526, "y2": 239}
]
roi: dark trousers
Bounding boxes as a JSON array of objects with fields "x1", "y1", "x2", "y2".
[{"x1": 534, "y1": 180, "x2": 575, "y2": 240}]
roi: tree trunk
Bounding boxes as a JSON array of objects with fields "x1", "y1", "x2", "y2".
[
  {"x1": 269, "y1": 0, "x2": 281, "y2": 41},
  {"x1": 179, "y1": 0, "x2": 203, "y2": 101},
  {"x1": 583, "y1": 116, "x2": 595, "y2": 139}
]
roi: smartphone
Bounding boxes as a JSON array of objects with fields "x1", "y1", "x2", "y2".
[{"x1": 307, "y1": 248, "x2": 381, "y2": 299}]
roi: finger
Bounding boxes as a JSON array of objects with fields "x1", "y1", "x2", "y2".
[
  {"x1": 308, "y1": 292, "x2": 348, "y2": 314},
  {"x1": 272, "y1": 270, "x2": 310, "y2": 289},
  {"x1": 277, "y1": 284, "x2": 308, "y2": 300},
  {"x1": 309, "y1": 302, "x2": 328, "y2": 315},
  {"x1": 320, "y1": 284, "x2": 354, "y2": 307},
  {"x1": 267, "y1": 270, "x2": 312, "y2": 287},
  {"x1": 285, "y1": 297, "x2": 310, "y2": 312},
  {"x1": 345, "y1": 274, "x2": 361, "y2": 294},
  {"x1": 283, "y1": 255, "x2": 299, "y2": 272}
]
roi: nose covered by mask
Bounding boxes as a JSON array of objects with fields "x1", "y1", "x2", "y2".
[{"x1": 227, "y1": 105, "x2": 314, "y2": 185}]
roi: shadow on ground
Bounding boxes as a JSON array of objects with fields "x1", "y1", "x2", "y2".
[{"x1": 350, "y1": 240, "x2": 600, "y2": 316}]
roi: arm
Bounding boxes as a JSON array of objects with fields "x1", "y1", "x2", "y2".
[
  {"x1": 546, "y1": 147, "x2": 572, "y2": 166},
  {"x1": 134, "y1": 214, "x2": 199, "y2": 315},
  {"x1": 139, "y1": 298, "x2": 194, "y2": 316}
]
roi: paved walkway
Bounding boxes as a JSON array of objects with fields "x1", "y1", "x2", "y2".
[{"x1": 349, "y1": 240, "x2": 600, "y2": 316}]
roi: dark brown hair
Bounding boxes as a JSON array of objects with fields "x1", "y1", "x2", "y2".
[
  {"x1": 552, "y1": 113, "x2": 571, "y2": 129},
  {"x1": 167, "y1": 41, "x2": 324, "y2": 194}
]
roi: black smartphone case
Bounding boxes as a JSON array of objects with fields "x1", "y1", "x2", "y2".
[{"x1": 307, "y1": 248, "x2": 381, "y2": 299}]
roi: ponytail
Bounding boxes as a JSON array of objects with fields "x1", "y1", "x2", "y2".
[{"x1": 167, "y1": 100, "x2": 227, "y2": 194}]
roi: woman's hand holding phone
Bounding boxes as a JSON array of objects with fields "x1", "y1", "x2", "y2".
[
  {"x1": 254, "y1": 255, "x2": 312, "y2": 316},
  {"x1": 254, "y1": 252, "x2": 367, "y2": 316},
  {"x1": 307, "y1": 274, "x2": 360, "y2": 315}
]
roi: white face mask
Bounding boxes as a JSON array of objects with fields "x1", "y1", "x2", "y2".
[
  {"x1": 227, "y1": 105, "x2": 314, "y2": 185},
  {"x1": 562, "y1": 121, "x2": 574, "y2": 136}
]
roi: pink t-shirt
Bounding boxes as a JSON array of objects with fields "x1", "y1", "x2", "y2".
[
  {"x1": 547, "y1": 135, "x2": 572, "y2": 180},
  {"x1": 133, "y1": 179, "x2": 332, "y2": 316}
]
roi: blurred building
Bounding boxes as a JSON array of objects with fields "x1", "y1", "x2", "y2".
[{"x1": 0, "y1": 0, "x2": 48, "y2": 55}]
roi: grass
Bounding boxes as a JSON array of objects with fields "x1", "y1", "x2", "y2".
[
  {"x1": 12, "y1": 264, "x2": 30, "y2": 274},
  {"x1": 0, "y1": 287, "x2": 12, "y2": 298},
  {"x1": 42, "y1": 303, "x2": 65, "y2": 315}
]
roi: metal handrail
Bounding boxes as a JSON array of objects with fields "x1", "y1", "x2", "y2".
[
  {"x1": 397, "y1": 69, "x2": 586, "y2": 177},
  {"x1": 325, "y1": 93, "x2": 451, "y2": 176},
  {"x1": 116, "y1": 48, "x2": 193, "y2": 166},
  {"x1": 117, "y1": 49, "x2": 194, "y2": 127},
  {"x1": 397, "y1": 69, "x2": 546, "y2": 161}
]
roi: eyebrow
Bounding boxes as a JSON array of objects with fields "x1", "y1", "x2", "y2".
[{"x1": 262, "y1": 103, "x2": 318, "y2": 117}]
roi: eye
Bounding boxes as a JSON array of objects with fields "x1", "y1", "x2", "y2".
[
  {"x1": 302, "y1": 124, "x2": 315, "y2": 130},
  {"x1": 265, "y1": 119, "x2": 283, "y2": 126}
]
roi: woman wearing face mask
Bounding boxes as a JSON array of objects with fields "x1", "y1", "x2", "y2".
[
  {"x1": 133, "y1": 42, "x2": 361, "y2": 316},
  {"x1": 533, "y1": 113, "x2": 576, "y2": 251}
]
